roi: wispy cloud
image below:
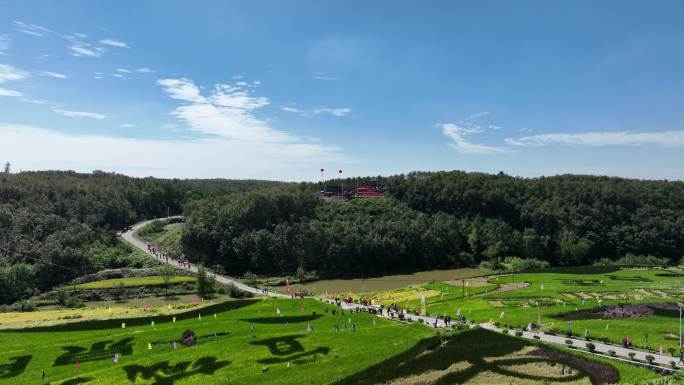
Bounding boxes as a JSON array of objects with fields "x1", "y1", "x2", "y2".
[
  {"x1": 120, "y1": 123, "x2": 137, "y2": 128},
  {"x1": 70, "y1": 44, "x2": 105, "y2": 58},
  {"x1": 0, "y1": 63, "x2": 29, "y2": 83},
  {"x1": 99, "y1": 38, "x2": 129, "y2": 48},
  {"x1": 39, "y1": 71, "x2": 67, "y2": 79},
  {"x1": 440, "y1": 111, "x2": 510, "y2": 154},
  {"x1": 0, "y1": 123, "x2": 345, "y2": 180},
  {"x1": 14, "y1": 21, "x2": 51, "y2": 37},
  {"x1": 136, "y1": 67, "x2": 153, "y2": 73},
  {"x1": 0, "y1": 87, "x2": 22, "y2": 97},
  {"x1": 54, "y1": 109, "x2": 107, "y2": 120},
  {"x1": 157, "y1": 78, "x2": 289, "y2": 142},
  {"x1": 505, "y1": 130, "x2": 684, "y2": 147},
  {"x1": 441, "y1": 123, "x2": 509, "y2": 154},
  {"x1": 116, "y1": 68, "x2": 131, "y2": 73},
  {"x1": 281, "y1": 105, "x2": 352, "y2": 117},
  {"x1": 155, "y1": 77, "x2": 344, "y2": 166},
  {"x1": 15, "y1": 20, "x2": 109, "y2": 59},
  {"x1": 313, "y1": 71, "x2": 337, "y2": 81}
]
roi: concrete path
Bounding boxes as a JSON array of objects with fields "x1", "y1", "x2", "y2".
[
  {"x1": 120, "y1": 218, "x2": 286, "y2": 298},
  {"x1": 480, "y1": 323, "x2": 681, "y2": 370}
]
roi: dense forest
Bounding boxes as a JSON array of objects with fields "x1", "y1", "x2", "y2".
[
  {"x1": 182, "y1": 172, "x2": 684, "y2": 277},
  {"x1": 0, "y1": 170, "x2": 283, "y2": 304},
  {"x1": 2, "y1": 169, "x2": 684, "y2": 305}
]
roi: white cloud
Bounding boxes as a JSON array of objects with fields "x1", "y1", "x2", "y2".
[
  {"x1": 281, "y1": 105, "x2": 352, "y2": 117},
  {"x1": 39, "y1": 71, "x2": 67, "y2": 79},
  {"x1": 136, "y1": 67, "x2": 153, "y2": 73},
  {"x1": 488, "y1": 124, "x2": 502, "y2": 130},
  {"x1": 111, "y1": 73, "x2": 125, "y2": 78},
  {"x1": 313, "y1": 72, "x2": 337, "y2": 80},
  {"x1": 505, "y1": 130, "x2": 684, "y2": 147},
  {"x1": 0, "y1": 123, "x2": 345, "y2": 180},
  {"x1": 99, "y1": 38, "x2": 129, "y2": 48},
  {"x1": 313, "y1": 108, "x2": 351, "y2": 117},
  {"x1": 116, "y1": 68, "x2": 131, "y2": 73},
  {"x1": 0, "y1": 87, "x2": 22, "y2": 97},
  {"x1": 157, "y1": 78, "x2": 205, "y2": 103},
  {"x1": 14, "y1": 21, "x2": 51, "y2": 37},
  {"x1": 70, "y1": 44, "x2": 105, "y2": 58},
  {"x1": 20, "y1": 98, "x2": 48, "y2": 104},
  {"x1": 156, "y1": 77, "x2": 344, "y2": 165},
  {"x1": 74, "y1": 33, "x2": 88, "y2": 38},
  {"x1": 0, "y1": 63, "x2": 29, "y2": 83},
  {"x1": 441, "y1": 123, "x2": 509, "y2": 154},
  {"x1": 120, "y1": 123, "x2": 137, "y2": 128},
  {"x1": 54, "y1": 109, "x2": 107, "y2": 120}
]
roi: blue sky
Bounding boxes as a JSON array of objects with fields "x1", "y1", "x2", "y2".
[{"x1": 1, "y1": 1, "x2": 683, "y2": 180}]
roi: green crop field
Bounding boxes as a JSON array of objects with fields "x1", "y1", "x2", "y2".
[
  {"x1": 0, "y1": 298, "x2": 435, "y2": 385},
  {"x1": 72, "y1": 276, "x2": 197, "y2": 290},
  {"x1": 0, "y1": 296, "x2": 656, "y2": 385},
  {"x1": 348, "y1": 266, "x2": 684, "y2": 358}
]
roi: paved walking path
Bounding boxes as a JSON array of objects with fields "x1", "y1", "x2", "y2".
[
  {"x1": 120, "y1": 218, "x2": 286, "y2": 298},
  {"x1": 480, "y1": 323, "x2": 681, "y2": 370}
]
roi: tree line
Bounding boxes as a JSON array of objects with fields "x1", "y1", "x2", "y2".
[
  {"x1": 2, "y1": 169, "x2": 683, "y2": 304},
  {"x1": 181, "y1": 171, "x2": 684, "y2": 277}
]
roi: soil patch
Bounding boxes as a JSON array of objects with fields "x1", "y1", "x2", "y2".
[
  {"x1": 529, "y1": 347, "x2": 618, "y2": 385},
  {"x1": 488, "y1": 300, "x2": 505, "y2": 308},
  {"x1": 555, "y1": 302, "x2": 680, "y2": 321},
  {"x1": 491, "y1": 282, "x2": 528, "y2": 293}
]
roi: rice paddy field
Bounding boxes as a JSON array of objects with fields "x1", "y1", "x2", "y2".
[
  {"x1": 0, "y1": 296, "x2": 657, "y2": 385},
  {"x1": 337, "y1": 266, "x2": 684, "y2": 357}
]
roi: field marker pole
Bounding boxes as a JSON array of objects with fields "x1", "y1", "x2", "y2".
[{"x1": 678, "y1": 303, "x2": 684, "y2": 353}]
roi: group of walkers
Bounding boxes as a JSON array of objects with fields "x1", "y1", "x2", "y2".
[
  {"x1": 145, "y1": 242, "x2": 191, "y2": 269},
  {"x1": 327, "y1": 296, "x2": 463, "y2": 329}
]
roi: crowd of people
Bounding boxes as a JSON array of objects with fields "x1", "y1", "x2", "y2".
[{"x1": 145, "y1": 241, "x2": 192, "y2": 269}]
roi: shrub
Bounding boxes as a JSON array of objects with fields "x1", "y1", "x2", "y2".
[
  {"x1": 56, "y1": 288, "x2": 68, "y2": 306},
  {"x1": 112, "y1": 282, "x2": 125, "y2": 301},
  {"x1": 181, "y1": 329, "x2": 196, "y2": 346},
  {"x1": 243, "y1": 271, "x2": 258, "y2": 287},
  {"x1": 565, "y1": 339, "x2": 573, "y2": 346},
  {"x1": 586, "y1": 342, "x2": 596, "y2": 352},
  {"x1": 628, "y1": 352, "x2": 636, "y2": 360},
  {"x1": 645, "y1": 354, "x2": 655, "y2": 364},
  {"x1": 196, "y1": 265, "x2": 215, "y2": 297},
  {"x1": 137, "y1": 220, "x2": 165, "y2": 237},
  {"x1": 533, "y1": 335, "x2": 541, "y2": 340},
  {"x1": 608, "y1": 350, "x2": 616, "y2": 357},
  {"x1": 502, "y1": 329, "x2": 509, "y2": 334},
  {"x1": 670, "y1": 361, "x2": 677, "y2": 369},
  {"x1": 502, "y1": 257, "x2": 550, "y2": 272},
  {"x1": 515, "y1": 331, "x2": 523, "y2": 337}
]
